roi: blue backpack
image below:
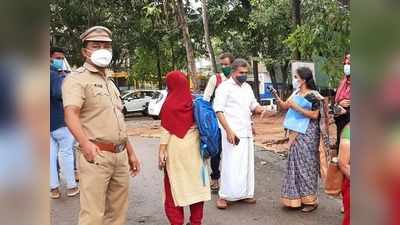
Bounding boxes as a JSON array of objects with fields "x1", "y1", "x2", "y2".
[{"x1": 193, "y1": 97, "x2": 221, "y2": 159}]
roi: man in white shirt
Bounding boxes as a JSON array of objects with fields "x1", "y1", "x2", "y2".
[
  {"x1": 203, "y1": 53, "x2": 234, "y2": 191},
  {"x1": 203, "y1": 53, "x2": 234, "y2": 102},
  {"x1": 213, "y1": 58, "x2": 266, "y2": 209}
]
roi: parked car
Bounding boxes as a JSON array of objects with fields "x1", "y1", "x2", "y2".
[
  {"x1": 147, "y1": 91, "x2": 204, "y2": 120},
  {"x1": 148, "y1": 90, "x2": 167, "y2": 120},
  {"x1": 122, "y1": 90, "x2": 157, "y2": 115},
  {"x1": 261, "y1": 98, "x2": 278, "y2": 112}
]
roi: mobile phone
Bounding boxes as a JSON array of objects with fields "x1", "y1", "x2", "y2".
[
  {"x1": 234, "y1": 136, "x2": 240, "y2": 145},
  {"x1": 266, "y1": 86, "x2": 278, "y2": 98}
]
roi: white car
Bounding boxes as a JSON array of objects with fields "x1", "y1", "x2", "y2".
[
  {"x1": 122, "y1": 90, "x2": 157, "y2": 115},
  {"x1": 261, "y1": 98, "x2": 277, "y2": 112},
  {"x1": 148, "y1": 90, "x2": 168, "y2": 119}
]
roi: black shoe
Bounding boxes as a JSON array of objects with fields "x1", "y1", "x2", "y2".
[{"x1": 301, "y1": 204, "x2": 318, "y2": 213}]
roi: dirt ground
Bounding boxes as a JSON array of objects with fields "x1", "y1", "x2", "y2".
[{"x1": 51, "y1": 114, "x2": 343, "y2": 225}]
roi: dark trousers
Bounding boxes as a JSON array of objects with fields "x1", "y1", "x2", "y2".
[
  {"x1": 335, "y1": 110, "x2": 350, "y2": 151},
  {"x1": 210, "y1": 139, "x2": 222, "y2": 180}
]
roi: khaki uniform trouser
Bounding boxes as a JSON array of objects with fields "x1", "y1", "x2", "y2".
[{"x1": 78, "y1": 149, "x2": 130, "y2": 225}]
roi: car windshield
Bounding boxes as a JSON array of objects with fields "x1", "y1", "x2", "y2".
[
  {"x1": 152, "y1": 92, "x2": 161, "y2": 99},
  {"x1": 121, "y1": 90, "x2": 131, "y2": 97},
  {"x1": 121, "y1": 92, "x2": 132, "y2": 99}
]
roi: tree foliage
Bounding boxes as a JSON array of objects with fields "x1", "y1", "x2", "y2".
[
  {"x1": 50, "y1": 0, "x2": 350, "y2": 89},
  {"x1": 284, "y1": 0, "x2": 350, "y2": 86}
]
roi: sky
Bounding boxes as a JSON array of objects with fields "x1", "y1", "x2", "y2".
[{"x1": 190, "y1": 0, "x2": 202, "y2": 9}]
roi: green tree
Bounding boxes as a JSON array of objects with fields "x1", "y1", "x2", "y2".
[{"x1": 284, "y1": 0, "x2": 350, "y2": 87}]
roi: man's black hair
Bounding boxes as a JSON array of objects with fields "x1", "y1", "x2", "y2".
[{"x1": 50, "y1": 46, "x2": 65, "y2": 57}]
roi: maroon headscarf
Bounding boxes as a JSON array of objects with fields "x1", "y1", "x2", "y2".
[
  {"x1": 336, "y1": 53, "x2": 351, "y2": 103},
  {"x1": 335, "y1": 77, "x2": 351, "y2": 103},
  {"x1": 160, "y1": 71, "x2": 194, "y2": 139}
]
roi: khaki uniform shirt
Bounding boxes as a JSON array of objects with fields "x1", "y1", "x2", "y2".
[{"x1": 62, "y1": 62, "x2": 127, "y2": 144}]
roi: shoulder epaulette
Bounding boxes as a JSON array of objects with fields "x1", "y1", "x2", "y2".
[{"x1": 76, "y1": 67, "x2": 86, "y2": 73}]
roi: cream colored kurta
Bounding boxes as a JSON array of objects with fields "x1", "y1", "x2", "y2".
[{"x1": 160, "y1": 127, "x2": 211, "y2": 207}]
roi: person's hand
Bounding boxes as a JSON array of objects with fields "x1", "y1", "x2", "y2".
[
  {"x1": 159, "y1": 147, "x2": 168, "y2": 170},
  {"x1": 226, "y1": 129, "x2": 238, "y2": 145},
  {"x1": 288, "y1": 100, "x2": 301, "y2": 111},
  {"x1": 80, "y1": 141, "x2": 100, "y2": 163},
  {"x1": 260, "y1": 107, "x2": 269, "y2": 119},
  {"x1": 286, "y1": 99, "x2": 294, "y2": 108},
  {"x1": 129, "y1": 155, "x2": 141, "y2": 177},
  {"x1": 339, "y1": 99, "x2": 351, "y2": 108}
]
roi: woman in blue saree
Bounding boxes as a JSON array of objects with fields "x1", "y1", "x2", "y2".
[{"x1": 276, "y1": 67, "x2": 322, "y2": 213}]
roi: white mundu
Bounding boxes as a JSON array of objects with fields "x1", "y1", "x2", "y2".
[{"x1": 213, "y1": 78, "x2": 259, "y2": 201}]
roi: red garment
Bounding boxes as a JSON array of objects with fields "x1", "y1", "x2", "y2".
[
  {"x1": 216, "y1": 73, "x2": 222, "y2": 87},
  {"x1": 389, "y1": 181, "x2": 400, "y2": 225},
  {"x1": 160, "y1": 71, "x2": 194, "y2": 139},
  {"x1": 335, "y1": 77, "x2": 351, "y2": 103},
  {"x1": 342, "y1": 176, "x2": 350, "y2": 225},
  {"x1": 164, "y1": 171, "x2": 204, "y2": 225}
]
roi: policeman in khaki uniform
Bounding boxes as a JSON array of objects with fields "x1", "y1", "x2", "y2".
[{"x1": 62, "y1": 26, "x2": 141, "y2": 225}]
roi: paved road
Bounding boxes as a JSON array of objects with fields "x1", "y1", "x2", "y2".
[{"x1": 51, "y1": 136, "x2": 342, "y2": 225}]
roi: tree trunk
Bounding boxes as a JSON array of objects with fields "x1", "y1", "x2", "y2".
[
  {"x1": 170, "y1": 39, "x2": 176, "y2": 70},
  {"x1": 156, "y1": 43, "x2": 162, "y2": 90},
  {"x1": 253, "y1": 60, "x2": 260, "y2": 102},
  {"x1": 174, "y1": 0, "x2": 198, "y2": 90},
  {"x1": 292, "y1": 0, "x2": 301, "y2": 60},
  {"x1": 280, "y1": 61, "x2": 290, "y2": 100},
  {"x1": 201, "y1": 0, "x2": 217, "y2": 74},
  {"x1": 268, "y1": 65, "x2": 278, "y2": 91},
  {"x1": 240, "y1": 0, "x2": 252, "y2": 13}
]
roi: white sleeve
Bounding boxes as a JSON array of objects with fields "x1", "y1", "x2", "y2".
[
  {"x1": 249, "y1": 86, "x2": 260, "y2": 111},
  {"x1": 203, "y1": 75, "x2": 217, "y2": 102},
  {"x1": 213, "y1": 83, "x2": 228, "y2": 113}
]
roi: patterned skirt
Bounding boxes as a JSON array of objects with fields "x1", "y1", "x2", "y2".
[{"x1": 281, "y1": 119, "x2": 320, "y2": 207}]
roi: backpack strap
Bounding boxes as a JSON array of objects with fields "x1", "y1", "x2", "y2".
[
  {"x1": 215, "y1": 73, "x2": 222, "y2": 88},
  {"x1": 210, "y1": 73, "x2": 223, "y2": 103}
]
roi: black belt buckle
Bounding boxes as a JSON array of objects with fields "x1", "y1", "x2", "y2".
[{"x1": 115, "y1": 143, "x2": 126, "y2": 153}]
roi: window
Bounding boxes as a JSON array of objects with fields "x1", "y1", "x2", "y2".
[
  {"x1": 132, "y1": 92, "x2": 142, "y2": 99},
  {"x1": 152, "y1": 91, "x2": 161, "y2": 99},
  {"x1": 145, "y1": 91, "x2": 154, "y2": 97},
  {"x1": 123, "y1": 93, "x2": 133, "y2": 100}
]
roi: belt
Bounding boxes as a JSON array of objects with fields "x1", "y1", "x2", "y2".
[{"x1": 93, "y1": 141, "x2": 126, "y2": 153}]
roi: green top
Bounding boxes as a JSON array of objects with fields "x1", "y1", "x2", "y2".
[
  {"x1": 342, "y1": 126, "x2": 350, "y2": 140},
  {"x1": 390, "y1": 125, "x2": 400, "y2": 144}
]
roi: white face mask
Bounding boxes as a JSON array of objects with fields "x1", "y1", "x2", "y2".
[
  {"x1": 90, "y1": 49, "x2": 113, "y2": 67},
  {"x1": 344, "y1": 64, "x2": 351, "y2": 76},
  {"x1": 292, "y1": 78, "x2": 301, "y2": 90}
]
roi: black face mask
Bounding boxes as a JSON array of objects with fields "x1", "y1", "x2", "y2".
[{"x1": 236, "y1": 74, "x2": 247, "y2": 84}]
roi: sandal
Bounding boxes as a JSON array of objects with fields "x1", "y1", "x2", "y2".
[
  {"x1": 216, "y1": 198, "x2": 228, "y2": 209},
  {"x1": 301, "y1": 204, "x2": 318, "y2": 213},
  {"x1": 210, "y1": 179, "x2": 219, "y2": 191},
  {"x1": 241, "y1": 198, "x2": 257, "y2": 204}
]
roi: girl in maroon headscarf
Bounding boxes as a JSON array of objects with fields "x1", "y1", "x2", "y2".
[
  {"x1": 158, "y1": 71, "x2": 211, "y2": 225},
  {"x1": 335, "y1": 53, "x2": 351, "y2": 151}
]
